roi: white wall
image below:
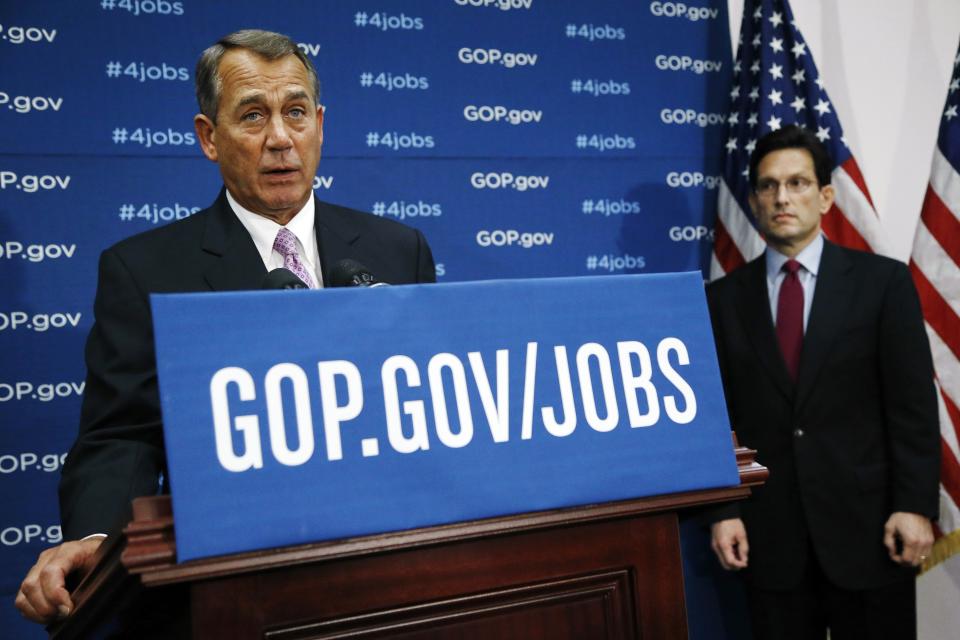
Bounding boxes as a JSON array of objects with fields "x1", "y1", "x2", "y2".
[{"x1": 728, "y1": 0, "x2": 960, "y2": 261}]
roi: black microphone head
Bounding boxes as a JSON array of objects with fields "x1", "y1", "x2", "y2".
[
  {"x1": 330, "y1": 259, "x2": 386, "y2": 287},
  {"x1": 261, "y1": 268, "x2": 309, "y2": 290}
]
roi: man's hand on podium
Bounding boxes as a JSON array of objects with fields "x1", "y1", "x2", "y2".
[
  {"x1": 711, "y1": 518, "x2": 750, "y2": 570},
  {"x1": 15, "y1": 537, "x2": 104, "y2": 623}
]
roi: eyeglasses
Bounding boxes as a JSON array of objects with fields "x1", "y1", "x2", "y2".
[{"x1": 754, "y1": 177, "x2": 816, "y2": 198}]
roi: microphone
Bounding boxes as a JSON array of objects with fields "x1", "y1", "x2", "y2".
[
  {"x1": 329, "y1": 259, "x2": 388, "y2": 288},
  {"x1": 261, "y1": 268, "x2": 309, "y2": 290}
]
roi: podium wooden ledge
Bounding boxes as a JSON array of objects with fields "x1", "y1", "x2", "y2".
[{"x1": 50, "y1": 442, "x2": 766, "y2": 640}]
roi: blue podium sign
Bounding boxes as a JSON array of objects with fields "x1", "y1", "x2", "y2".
[{"x1": 152, "y1": 273, "x2": 737, "y2": 561}]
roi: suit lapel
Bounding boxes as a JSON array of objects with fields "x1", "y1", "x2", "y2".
[
  {"x1": 315, "y1": 200, "x2": 362, "y2": 281},
  {"x1": 736, "y1": 257, "x2": 795, "y2": 402},
  {"x1": 200, "y1": 190, "x2": 268, "y2": 291},
  {"x1": 795, "y1": 241, "x2": 853, "y2": 410}
]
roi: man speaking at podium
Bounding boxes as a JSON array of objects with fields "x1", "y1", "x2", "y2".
[
  {"x1": 706, "y1": 126, "x2": 939, "y2": 639},
  {"x1": 16, "y1": 29, "x2": 435, "y2": 624}
]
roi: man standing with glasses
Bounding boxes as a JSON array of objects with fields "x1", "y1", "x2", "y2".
[{"x1": 706, "y1": 125, "x2": 940, "y2": 639}]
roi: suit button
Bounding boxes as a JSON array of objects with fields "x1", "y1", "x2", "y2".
[{"x1": 793, "y1": 428, "x2": 804, "y2": 438}]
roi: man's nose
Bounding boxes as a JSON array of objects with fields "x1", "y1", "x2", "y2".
[
  {"x1": 774, "y1": 183, "x2": 791, "y2": 204},
  {"x1": 265, "y1": 115, "x2": 293, "y2": 150}
]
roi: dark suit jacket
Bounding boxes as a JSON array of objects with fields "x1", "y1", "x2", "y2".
[
  {"x1": 59, "y1": 191, "x2": 436, "y2": 539},
  {"x1": 706, "y1": 240, "x2": 939, "y2": 591}
]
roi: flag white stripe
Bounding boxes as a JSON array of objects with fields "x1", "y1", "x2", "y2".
[
  {"x1": 717, "y1": 180, "x2": 765, "y2": 262},
  {"x1": 930, "y1": 147, "x2": 960, "y2": 217},
  {"x1": 830, "y1": 167, "x2": 889, "y2": 255},
  {"x1": 709, "y1": 253, "x2": 725, "y2": 282},
  {"x1": 935, "y1": 383, "x2": 960, "y2": 539},
  {"x1": 913, "y1": 223, "x2": 960, "y2": 319},
  {"x1": 926, "y1": 325, "x2": 960, "y2": 446},
  {"x1": 939, "y1": 485, "x2": 960, "y2": 536}
]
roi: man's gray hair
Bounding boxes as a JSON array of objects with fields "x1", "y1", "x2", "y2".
[{"x1": 195, "y1": 29, "x2": 320, "y2": 121}]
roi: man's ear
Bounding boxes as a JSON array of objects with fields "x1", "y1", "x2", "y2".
[
  {"x1": 748, "y1": 192, "x2": 758, "y2": 216},
  {"x1": 819, "y1": 184, "x2": 836, "y2": 214},
  {"x1": 194, "y1": 114, "x2": 218, "y2": 162},
  {"x1": 316, "y1": 105, "x2": 324, "y2": 147}
]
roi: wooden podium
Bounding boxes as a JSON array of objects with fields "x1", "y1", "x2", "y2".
[{"x1": 50, "y1": 443, "x2": 765, "y2": 639}]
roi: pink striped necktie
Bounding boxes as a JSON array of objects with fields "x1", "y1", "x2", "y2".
[
  {"x1": 776, "y1": 259, "x2": 804, "y2": 381},
  {"x1": 272, "y1": 227, "x2": 315, "y2": 289}
]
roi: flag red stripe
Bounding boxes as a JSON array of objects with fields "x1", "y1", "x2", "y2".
[
  {"x1": 839, "y1": 157, "x2": 876, "y2": 210},
  {"x1": 909, "y1": 262, "x2": 960, "y2": 362},
  {"x1": 920, "y1": 185, "x2": 960, "y2": 267},
  {"x1": 821, "y1": 203, "x2": 871, "y2": 252},
  {"x1": 713, "y1": 219, "x2": 746, "y2": 274},
  {"x1": 937, "y1": 383, "x2": 960, "y2": 540},
  {"x1": 935, "y1": 360, "x2": 960, "y2": 539}
]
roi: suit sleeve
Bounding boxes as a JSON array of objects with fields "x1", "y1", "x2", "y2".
[
  {"x1": 704, "y1": 283, "x2": 742, "y2": 524},
  {"x1": 58, "y1": 248, "x2": 165, "y2": 539},
  {"x1": 879, "y1": 262, "x2": 940, "y2": 518}
]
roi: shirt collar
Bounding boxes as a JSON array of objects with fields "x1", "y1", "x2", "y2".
[
  {"x1": 225, "y1": 190, "x2": 316, "y2": 264},
  {"x1": 765, "y1": 233, "x2": 824, "y2": 278}
]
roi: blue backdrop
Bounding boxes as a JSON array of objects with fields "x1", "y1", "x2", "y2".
[{"x1": 0, "y1": 1, "x2": 742, "y2": 636}]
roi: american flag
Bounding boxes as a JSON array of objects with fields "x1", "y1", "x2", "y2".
[
  {"x1": 712, "y1": 0, "x2": 887, "y2": 279},
  {"x1": 913, "y1": 38, "x2": 960, "y2": 572}
]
